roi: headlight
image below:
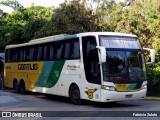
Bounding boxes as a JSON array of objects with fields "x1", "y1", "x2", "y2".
[
  {"x1": 102, "y1": 85, "x2": 117, "y2": 91},
  {"x1": 142, "y1": 85, "x2": 147, "y2": 89}
]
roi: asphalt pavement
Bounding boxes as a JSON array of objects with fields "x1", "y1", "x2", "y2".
[
  {"x1": 0, "y1": 89, "x2": 160, "y2": 106},
  {"x1": 0, "y1": 90, "x2": 160, "y2": 120}
]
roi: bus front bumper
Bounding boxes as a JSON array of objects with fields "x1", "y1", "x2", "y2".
[{"x1": 100, "y1": 89, "x2": 147, "y2": 102}]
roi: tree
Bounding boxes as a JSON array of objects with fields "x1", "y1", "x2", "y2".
[
  {"x1": 0, "y1": 0, "x2": 23, "y2": 11},
  {"x1": 51, "y1": 0, "x2": 98, "y2": 34},
  {"x1": 21, "y1": 18, "x2": 48, "y2": 41},
  {"x1": 0, "y1": 7, "x2": 37, "y2": 51},
  {"x1": 0, "y1": 9, "x2": 7, "y2": 18},
  {"x1": 101, "y1": 0, "x2": 160, "y2": 61}
]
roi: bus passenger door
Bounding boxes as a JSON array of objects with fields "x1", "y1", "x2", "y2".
[{"x1": 82, "y1": 36, "x2": 101, "y2": 102}]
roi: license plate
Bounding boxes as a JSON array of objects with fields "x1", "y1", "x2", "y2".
[{"x1": 125, "y1": 94, "x2": 133, "y2": 98}]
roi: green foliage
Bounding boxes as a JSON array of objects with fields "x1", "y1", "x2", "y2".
[
  {"x1": 0, "y1": 6, "x2": 51, "y2": 50},
  {"x1": 0, "y1": 0, "x2": 159, "y2": 58},
  {"x1": 0, "y1": 9, "x2": 7, "y2": 18},
  {"x1": 0, "y1": 8, "x2": 30, "y2": 50},
  {"x1": 101, "y1": 0, "x2": 160, "y2": 61},
  {"x1": 146, "y1": 63, "x2": 160, "y2": 96},
  {"x1": 21, "y1": 18, "x2": 48, "y2": 41},
  {"x1": 21, "y1": 6, "x2": 55, "y2": 40},
  {"x1": 51, "y1": 1, "x2": 97, "y2": 34},
  {"x1": 0, "y1": 0, "x2": 160, "y2": 96}
]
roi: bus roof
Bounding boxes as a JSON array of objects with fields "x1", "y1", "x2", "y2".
[
  {"x1": 5, "y1": 32, "x2": 137, "y2": 49},
  {"x1": 77, "y1": 32, "x2": 137, "y2": 37}
]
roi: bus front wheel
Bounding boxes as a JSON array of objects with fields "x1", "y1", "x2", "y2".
[{"x1": 69, "y1": 85, "x2": 82, "y2": 105}]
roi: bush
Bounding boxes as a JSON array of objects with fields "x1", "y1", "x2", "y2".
[{"x1": 146, "y1": 63, "x2": 160, "y2": 96}]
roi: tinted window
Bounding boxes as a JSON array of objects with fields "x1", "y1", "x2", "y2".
[
  {"x1": 82, "y1": 36, "x2": 101, "y2": 84},
  {"x1": 5, "y1": 37, "x2": 80, "y2": 62},
  {"x1": 62, "y1": 39, "x2": 80, "y2": 60},
  {"x1": 50, "y1": 45, "x2": 54, "y2": 60},
  {"x1": 37, "y1": 46, "x2": 43, "y2": 60},
  {"x1": 57, "y1": 43, "x2": 63, "y2": 59},
  {"x1": 70, "y1": 41, "x2": 80, "y2": 59},
  {"x1": 64, "y1": 42, "x2": 70, "y2": 59},
  {"x1": 25, "y1": 47, "x2": 30, "y2": 61},
  {"x1": 19, "y1": 49, "x2": 24, "y2": 62},
  {"x1": 5, "y1": 50, "x2": 10, "y2": 62}
]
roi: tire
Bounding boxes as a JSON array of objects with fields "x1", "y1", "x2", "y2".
[
  {"x1": 18, "y1": 81, "x2": 26, "y2": 94},
  {"x1": 13, "y1": 80, "x2": 18, "y2": 92},
  {"x1": 0, "y1": 76, "x2": 3, "y2": 90},
  {"x1": 69, "y1": 85, "x2": 82, "y2": 105}
]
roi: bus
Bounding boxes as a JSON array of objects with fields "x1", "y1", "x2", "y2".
[{"x1": 4, "y1": 32, "x2": 155, "y2": 104}]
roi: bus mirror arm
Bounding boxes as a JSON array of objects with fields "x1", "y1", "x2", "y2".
[
  {"x1": 143, "y1": 48, "x2": 155, "y2": 64},
  {"x1": 96, "y1": 46, "x2": 106, "y2": 63}
]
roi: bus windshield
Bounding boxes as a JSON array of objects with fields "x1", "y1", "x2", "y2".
[
  {"x1": 99, "y1": 36, "x2": 145, "y2": 83},
  {"x1": 102, "y1": 50, "x2": 145, "y2": 83}
]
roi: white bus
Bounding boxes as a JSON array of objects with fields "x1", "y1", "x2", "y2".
[{"x1": 4, "y1": 32, "x2": 155, "y2": 104}]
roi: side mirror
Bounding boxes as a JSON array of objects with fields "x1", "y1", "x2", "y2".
[
  {"x1": 143, "y1": 48, "x2": 155, "y2": 64},
  {"x1": 96, "y1": 46, "x2": 106, "y2": 63}
]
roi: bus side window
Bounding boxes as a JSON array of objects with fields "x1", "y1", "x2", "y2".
[
  {"x1": 50, "y1": 45, "x2": 54, "y2": 60},
  {"x1": 70, "y1": 41, "x2": 80, "y2": 59},
  {"x1": 10, "y1": 49, "x2": 14, "y2": 62},
  {"x1": 44, "y1": 46, "x2": 47, "y2": 60},
  {"x1": 33, "y1": 47, "x2": 38, "y2": 61},
  {"x1": 25, "y1": 47, "x2": 30, "y2": 61},
  {"x1": 63, "y1": 42, "x2": 70, "y2": 59},
  {"x1": 62, "y1": 39, "x2": 80, "y2": 60},
  {"x1": 23, "y1": 49, "x2": 26, "y2": 61},
  {"x1": 44, "y1": 45, "x2": 50, "y2": 60},
  {"x1": 12, "y1": 49, "x2": 17, "y2": 62},
  {"x1": 16, "y1": 49, "x2": 20, "y2": 62},
  {"x1": 29, "y1": 48, "x2": 34, "y2": 61},
  {"x1": 57, "y1": 43, "x2": 63, "y2": 59},
  {"x1": 37, "y1": 46, "x2": 43, "y2": 61},
  {"x1": 19, "y1": 49, "x2": 24, "y2": 62},
  {"x1": 53, "y1": 43, "x2": 63, "y2": 59},
  {"x1": 6, "y1": 50, "x2": 11, "y2": 62}
]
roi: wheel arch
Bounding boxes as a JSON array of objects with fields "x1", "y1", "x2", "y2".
[
  {"x1": 19, "y1": 79, "x2": 24, "y2": 83},
  {"x1": 13, "y1": 78, "x2": 18, "y2": 84},
  {"x1": 13, "y1": 78, "x2": 18, "y2": 88}
]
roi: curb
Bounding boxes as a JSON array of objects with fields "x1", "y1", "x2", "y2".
[{"x1": 144, "y1": 97, "x2": 160, "y2": 101}]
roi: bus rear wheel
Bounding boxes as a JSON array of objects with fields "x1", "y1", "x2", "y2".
[
  {"x1": 18, "y1": 80, "x2": 26, "y2": 94},
  {"x1": 13, "y1": 80, "x2": 18, "y2": 92},
  {"x1": 69, "y1": 85, "x2": 82, "y2": 105}
]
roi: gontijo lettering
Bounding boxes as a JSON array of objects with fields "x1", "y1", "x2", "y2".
[{"x1": 18, "y1": 63, "x2": 38, "y2": 70}]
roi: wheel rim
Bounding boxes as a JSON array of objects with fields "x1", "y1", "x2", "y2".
[
  {"x1": 73, "y1": 89, "x2": 80, "y2": 100},
  {"x1": 70, "y1": 85, "x2": 82, "y2": 104}
]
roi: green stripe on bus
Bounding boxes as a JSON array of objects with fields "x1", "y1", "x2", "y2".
[
  {"x1": 35, "y1": 61, "x2": 54, "y2": 87},
  {"x1": 134, "y1": 83, "x2": 142, "y2": 89},
  {"x1": 53, "y1": 34, "x2": 77, "y2": 41},
  {"x1": 44, "y1": 60, "x2": 65, "y2": 88},
  {"x1": 35, "y1": 60, "x2": 65, "y2": 88},
  {"x1": 127, "y1": 83, "x2": 142, "y2": 90}
]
